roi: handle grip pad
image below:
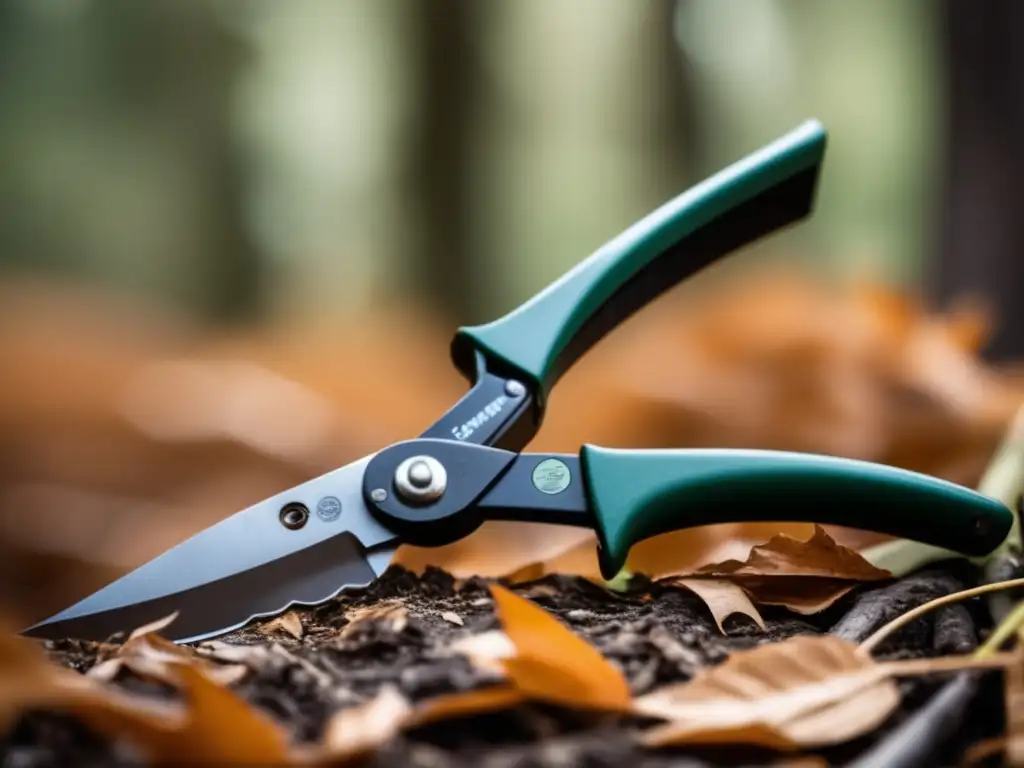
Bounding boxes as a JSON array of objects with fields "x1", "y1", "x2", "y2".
[
  {"x1": 452, "y1": 120, "x2": 827, "y2": 412},
  {"x1": 579, "y1": 445, "x2": 1013, "y2": 578}
]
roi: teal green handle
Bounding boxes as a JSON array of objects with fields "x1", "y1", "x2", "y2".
[
  {"x1": 451, "y1": 120, "x2": 827, "y2": 409},
  {"x1": 579, "y1": 445, "x2": 1013, "y2": 578}
]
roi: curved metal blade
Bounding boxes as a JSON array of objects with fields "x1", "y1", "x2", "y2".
[{"x1": 22, "y1": 454, "x2": 400, "y2": 644}]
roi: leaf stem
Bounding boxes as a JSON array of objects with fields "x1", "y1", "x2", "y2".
[{"x1": 858, "y1": 577, "x2": 1024, "y2": 656}]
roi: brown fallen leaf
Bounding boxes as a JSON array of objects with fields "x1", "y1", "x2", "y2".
[
  {"x1": 142, "y1": 662, "x2": 292, "y2": 765},
  {"x1": 0, "y1": 612, "x2": 293, "y2": 765},
  {"x1": 660, "y1": 526, "x2": 892, "y2": 615},
  {"x1": 635, "y1": 634, "x2": 1009, "y2": 751},
  {"x1": 670, "y1": 578, "x2": 765, "y2": 633},
  {"x1": 308, "y1": 684, "x2": 530, "y2": 765},
  {"x1": 450, "y1": 629, "x2": 516, "y2": 674},
  {"x1": 692, "y1": 525, "x2": 893, "y2": 580},
  {"x1": 339, "y1": 600, "x2": 408, "y2": 638},
  {"x1": 318, "y1": 686, "x2": 412, "y2": 763},
  {"x1": 488, "y1": 584, "x2": 632, "y2": 712},
  {"x1": 260, "y1": 611, "x2": 304, "y2": 640},
  {"x1": 88, "y1": 613, "x2": 248, "y2": 686}
]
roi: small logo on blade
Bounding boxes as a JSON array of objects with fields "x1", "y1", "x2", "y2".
[
  {"x1": 316, "y1": 496, "x2": 342, "y2": 522},
  {"x1": 531, "y1": 458, "x2": 571, "y2": 495}
]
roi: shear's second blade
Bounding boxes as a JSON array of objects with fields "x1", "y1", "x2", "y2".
[{"x1": 23, "y1": 455, "x2": 399, "y2": 644}]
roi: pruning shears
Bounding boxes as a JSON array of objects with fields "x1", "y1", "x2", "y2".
[{"x1": 24, "y1": 120, "x2": 1014, "y2": 645}]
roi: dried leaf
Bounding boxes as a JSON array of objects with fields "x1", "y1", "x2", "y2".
[
  {"x1": 127, "y1": 612, "x2": 180, "y2": 640},
  {"x1": 1, "y1": 612, "x2": 291, "y2": 765},
  {"x1": 660, "y1": 526, "x2": 891, "y2": 615},
  {"x1": 320, "y1": 686, "x2": 412, "y2": 763},
  {"x1": 89, "y1": 614, "x2": 249, "y2": 686},
  {"x1": 488, "y1": 584, "x2": 631, "y2": 712},
  {"x1": 692, "y1": 526, "x2": 891, "y2": 581},
  {"x1": 142, "y1": 662, "x2": 291, "y2": 765},
  {"x1": 339, "y1": 600, "x2": 407, "y2": 638},
  {"x1": 407, "y1": 686, "x2": 525, "y2": 726},
  {"x1": 748, "y1": 579, "x2": 859, "y2": 615},
  {"x1": 311, "y1": 684, "x2": 527, "y2": 765},
  {"x1": 0, "y1": 623, "x2": 187, "y2": 758},
  {"x1": 451, "y1": 629, "x2": 516, "y2": 674},
  {"x1": 636, "y1": 635, "x2": 1006, "y2": 751},
  {"x1": 260, "y1": 611, "x2": 304, "y2": 639},
  {"x1": 670, "y1": 578, "x2": 765, "y2": 633}
]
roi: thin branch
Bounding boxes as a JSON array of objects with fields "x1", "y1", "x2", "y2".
[{"x1": 858, "y1": 577, "x2": 1024, "y2": 656}]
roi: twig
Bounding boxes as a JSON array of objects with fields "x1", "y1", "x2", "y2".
[
  {"x1": 831, "y1": 570, "x2": 963, "y2": 643},
  {"x1": 858, "y1": 577, "x2": 1024, "y2": 656}
]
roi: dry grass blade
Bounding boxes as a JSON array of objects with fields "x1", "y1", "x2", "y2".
[
  {"x1": 636, "y1": 635, "x2": 1009, "y2": 751},
  {"x1": 488, "y1": 584, "x2": 632, "y2": 712}
]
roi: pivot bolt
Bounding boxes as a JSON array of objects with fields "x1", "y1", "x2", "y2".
[
  {"x1": 505, "y1": 380, "x2": 526, "y2": 398},
  {"x1": 394, "y1": 455, "x2": 447, "y2": 504}
]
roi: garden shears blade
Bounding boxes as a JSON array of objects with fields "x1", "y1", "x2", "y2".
[{"x1": 23, "y1": 119, "x2": 1014, "y2": 645}]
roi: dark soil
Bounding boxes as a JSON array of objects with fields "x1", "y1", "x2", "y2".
[{"x1": 1, "y1": 562, "x2": 1008, "y2": 767}]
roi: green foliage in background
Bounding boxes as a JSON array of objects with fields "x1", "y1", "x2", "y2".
[{"x1": 0, "y1": 0, "x2": 939, "y2": 326}]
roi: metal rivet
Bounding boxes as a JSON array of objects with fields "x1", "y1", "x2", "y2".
[
  {"x1": 370, "y1": 488, "x2": 388, "y2": 503},
  {"x1": 505, "y1": 380, "x2": 525, "y2": 398},
  {"x1": 394, "y1": 455, "x2": 447, "y2": 504},
  {"x1": 407, "y1": 460, "x2": 433, "y2": 488},
  {"x1": 279, "y1": 502, "x2": 309, "y2": 530}
]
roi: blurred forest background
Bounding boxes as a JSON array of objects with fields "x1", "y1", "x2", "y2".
[{"x1": 3, "y1": 0, "x2": 1024, "y2": 625}]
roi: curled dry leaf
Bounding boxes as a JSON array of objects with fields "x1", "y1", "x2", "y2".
[
  {"x1": 319, "y1": 686, "x2": 412, "y2": 763},
  {"x1": 635, "y1": 634, "x2": 1010, "y2": 751},
  {"x1": 660, "y1": 526, "x2": 892, "y2": 615},
  {"x1": 670, "y1": 578, "x2": 765, "y2": 634},
  {"x1": 338, "y1": 600, "x2": 408, "y2": 638},
  {"x1": 450, "y1": 629, "x2": 516, "y2": 674},
  {"x1": 309, "y1": 685, "x2": 529, "y2": 765},
  {"x1": 487, "y1": 584, "x2": 632, "y2": 712},
  {"x1": 0, "y1": 613, "x2": 290, "y2": 765},
  {"x1": 260, "y1": 611, "x2": 304, "y2": 639},
  {"x1": 133, "y1": 662, "x2": 292, "y2": 766},
  {"x1": 89, "y1": 612, "x2": 249, "y2": 686},
  {"x1": 441, "y1": 611, "x2": 464, "y2": 626}
]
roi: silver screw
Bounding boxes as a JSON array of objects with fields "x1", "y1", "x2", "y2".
[
  {"x1": 370, "y1": 488, "x2": 388, "y2": 503},
  {"x1": 505, "y1": 379, "x2": 525, "y2": 398},
  {"x1": 407, "y1": 459, "x2": 433, "y2": 488},
  {"x1": 394, "y1": 455, "x2": 447, "y2": 504}
]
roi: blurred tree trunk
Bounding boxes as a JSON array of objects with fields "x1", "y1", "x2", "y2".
[
  {"x1": 408, "y1": 0, "x2": 482, "y2": 324},
  {"x1": 932, "y1": 0, "x2": 1024, "y2": 362},
  {"x1": 471, "y1": 0, "x2": 693, "y2": 321}
]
